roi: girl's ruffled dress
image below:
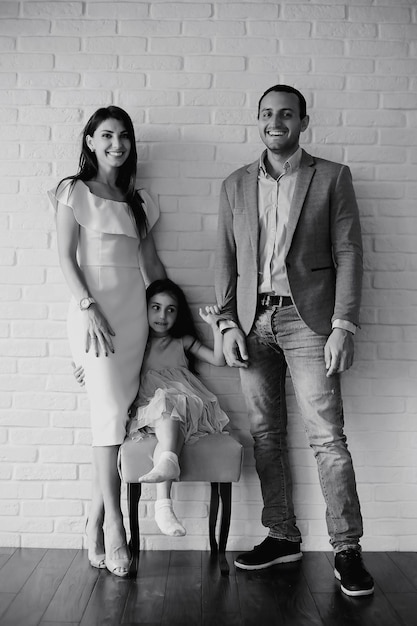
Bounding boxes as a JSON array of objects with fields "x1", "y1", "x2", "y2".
[{"x1": 128, "y1": 335, "x2": 229, "y2": 444}]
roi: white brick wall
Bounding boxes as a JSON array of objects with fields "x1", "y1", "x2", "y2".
[{"x1": 1, "y1": 0, "x2": 416, "y2": 552}]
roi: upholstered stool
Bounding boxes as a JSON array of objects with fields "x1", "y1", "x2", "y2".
[{"x1": 118, "y1": 432, "x2": 243, "y2": 576}]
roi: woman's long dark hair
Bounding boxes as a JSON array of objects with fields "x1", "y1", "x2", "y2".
[
  {"x1": 57, "y1": 106, "x2": 147, "y2": 237},
  {"x1": 146, "y1": 279, "x2": 202, "y2": 373}
]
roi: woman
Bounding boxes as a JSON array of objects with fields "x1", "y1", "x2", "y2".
[{"x1": 49, "y1": 106, "x2": 165, "y2": 577}]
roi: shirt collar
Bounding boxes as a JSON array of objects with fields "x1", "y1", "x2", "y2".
[{"x1": 259, "y1": 147, "x2": 303, "y2": 178}]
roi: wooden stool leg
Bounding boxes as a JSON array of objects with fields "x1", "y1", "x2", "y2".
[
  {"x1": 127, "y1": 482, "x2": 141, "y2": 577},
  {"x1": 219, "y1": 482, "x2": 232, "y2": 575},
  {"x1": 209, "y1": 482, "x2": 220, "y2": 554},
  {"x1": 209, "y1": 482, "x2": 232, "y2": 576},
  {"x1": 219, "y1": 482, "x2": 232, "y2": 553}
]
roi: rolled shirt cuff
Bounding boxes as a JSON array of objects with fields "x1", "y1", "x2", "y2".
[
  {"x1": 218, "y1": 320, "x2": 239, "y2": 334},
  {"x1": 332, "y1": 319, "x2": 357, "y2": 335}
]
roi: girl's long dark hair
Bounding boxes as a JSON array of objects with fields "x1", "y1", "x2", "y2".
[
  {"x1": 146, "y1": 279, "x2": 201, "y2": 373},
  {"x1": 57, "y1": 106, "x2": 147, "y2": 237}
]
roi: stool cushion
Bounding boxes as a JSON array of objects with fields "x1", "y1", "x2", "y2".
[{"x1": 119, "y1": 433, "x2": 243, "y2": 484}]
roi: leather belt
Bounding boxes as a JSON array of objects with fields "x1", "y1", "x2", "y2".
[{"x1": 258, "y1": 294, "x2": 293, "y2": 308}]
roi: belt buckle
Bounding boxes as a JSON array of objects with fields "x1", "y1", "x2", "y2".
[{"x1": 262, "y1": 294, "x2": 283, "y2": 308}]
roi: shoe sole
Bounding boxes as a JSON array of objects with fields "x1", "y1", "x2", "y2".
[
  {"x1": 334, "y1": 568, "x2": 374, "y2": 597},
  {"x1": 234, "y1": 552, "x2": 302, "y2": 571}
]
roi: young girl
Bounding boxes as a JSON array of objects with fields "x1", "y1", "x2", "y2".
[{"x1": 127, "y1": 278, "x2": 230, "y2": 537}]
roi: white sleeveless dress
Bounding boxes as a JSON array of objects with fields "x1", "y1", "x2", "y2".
[{"x1": 49, "y1": 180, "x2": 159, "y2": 446}]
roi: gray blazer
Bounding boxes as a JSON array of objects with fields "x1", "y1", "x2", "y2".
[{"x1": 215, "y1": 150, "x2": 363, "y2": 336}]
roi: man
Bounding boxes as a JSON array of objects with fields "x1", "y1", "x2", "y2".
[{"x1": 215, "y1": 84, "x2": 373, "y2": 597}]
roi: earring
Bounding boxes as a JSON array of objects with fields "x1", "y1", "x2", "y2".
[{"x1": 90, "y1": 147, "x2": 95, "y2": 153}]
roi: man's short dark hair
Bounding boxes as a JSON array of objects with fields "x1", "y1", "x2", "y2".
[{"x1": 258, "y1": 85, "x2": 307, "y2": 120}]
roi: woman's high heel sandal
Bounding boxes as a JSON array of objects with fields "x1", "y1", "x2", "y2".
[
  {"x1": 85, "y1": 518, "x2": 106, "y2": 569},
  {"x1": 104, "y1": 528, "x2": 131, "y2": 578},
  {"x1": 89, "y1": 552, "x2": 106, "y2": 569},
  {"x1": 104, "y1": 552, "x2": 131, "y2": 578}
]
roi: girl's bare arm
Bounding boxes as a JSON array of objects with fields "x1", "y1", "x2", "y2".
[{"x1": 185, "y1": 306, "x2": 226, "y2": 366}]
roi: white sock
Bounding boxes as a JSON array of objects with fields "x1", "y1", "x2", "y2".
[
  {"x1": 155, "y1": 499, "x2": 186, "y2": 537},
  {"x1": 139, "y1": 451, "x2": 180, "y2": 483}
]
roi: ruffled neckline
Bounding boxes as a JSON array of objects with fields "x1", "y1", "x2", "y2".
[
  {"x1": 48, "y1": 179, "x2": 160, "y2": 238},
  {"x1": 80, "y1": 180, "x2": 129, "y2": 205}
]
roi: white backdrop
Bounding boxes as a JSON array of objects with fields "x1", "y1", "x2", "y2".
[{"x1": 0, "y1": 0, "x2": 416, "y2": 551}]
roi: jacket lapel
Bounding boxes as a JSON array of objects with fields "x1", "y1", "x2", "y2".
[
  {"x1": 244, "y1": 160, "x2": 259, "y2": 255},
  {"x1": 285, "y1": 150, "x2": 315, "y2": 255}
]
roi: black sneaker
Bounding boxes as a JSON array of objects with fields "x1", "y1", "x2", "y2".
[
  {"x1": 334, "y1": 549, "x2": 374, "y2": 597},
  {"x1": 234, "y1": 537, "x2": 302, "y2": 571}
]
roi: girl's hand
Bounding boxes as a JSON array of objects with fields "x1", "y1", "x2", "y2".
[
  {"x1": 72, "y1": 361, "x2": 85, "y2": 387},
  {"x1": 84, "y1": 305, "x2": 115, "y2": 357},
  {"x1": 198, "y1": 305, "x2": 224, "y2": 328}
]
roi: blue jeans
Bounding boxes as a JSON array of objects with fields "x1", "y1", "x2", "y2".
[{"x1": 240, "y1": 305, "x2": 363, "y2": 552}]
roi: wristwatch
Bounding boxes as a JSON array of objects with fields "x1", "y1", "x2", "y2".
[{"x1": 79, "y1": 296, "x2": 96, "y2": 311}]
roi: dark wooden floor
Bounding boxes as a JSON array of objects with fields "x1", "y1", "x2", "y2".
[{"x1": 0, "y1": 548, "x2": 417, "y2": 626}]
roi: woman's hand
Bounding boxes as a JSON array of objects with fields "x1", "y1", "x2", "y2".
[
  {"x1": 72, "y1": 361, "x2": 85, "y2": 386},
  {"x1": 84, "y1": 305, "x2": 115, "y2": 357},
  {"x1": 128, "y1": 399, "x2": 139, "y2": 418}
]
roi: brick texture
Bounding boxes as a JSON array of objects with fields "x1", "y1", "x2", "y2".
[{"x1": 0, "y1": 0, "x2": 416, "y2": 552}]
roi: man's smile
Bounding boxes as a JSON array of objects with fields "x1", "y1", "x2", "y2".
[{"x1": 266, "y1": 129, "x2": 286, "y2": 136}]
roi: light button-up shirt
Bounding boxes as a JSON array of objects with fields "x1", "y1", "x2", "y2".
[{"x1": 257, "y1": 147, "x2": 302, "y2": 296}]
